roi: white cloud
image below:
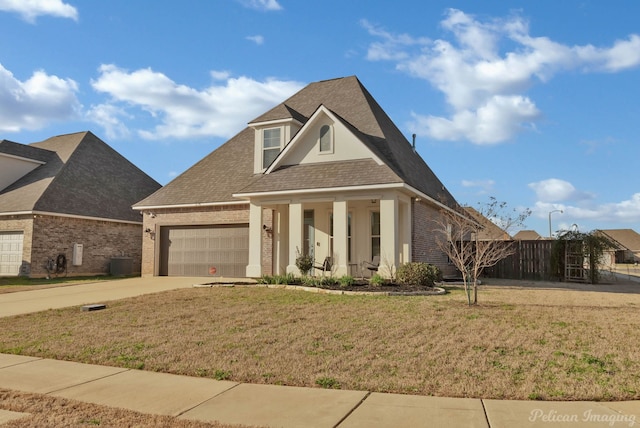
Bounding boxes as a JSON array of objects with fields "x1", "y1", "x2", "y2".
[
  {"x1": 528, "y1": 178, "x2": 594, "y2": 203},
  {"x1": 364, "y1": 9, "x2": 640, "y2": 145},
  {"x1": 462, "y1": 179, "x2": 495, "y2": 191},
  {"x1": 533, "y1": 193, "x2": 640, "y2": 224},
  {"x1": 85, "y1": 103, "x2": 131, "y2": 140},
  {"x1": 0, "y1": 0, "x2": 77, "y2": 22},
  {"x1": 237, "y1": 0, "x2": 282, "y2": 11},
  {"x1": 0, "y1": 63, "x2": 80, "y2": 132},
  {"x1": 90, "y1": 64, "x2": 304, "y2": 140},
  {"x1": 410, "y1": 95, "x2": 539, "y2": 144},
  {"x1": 246, "y1": 35, "x2": 265, "y2": 45}
]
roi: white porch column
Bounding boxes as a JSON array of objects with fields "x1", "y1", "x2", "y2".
[
  {"x1": 332, "y1": 199, "x2": 348, "y2": 276},
  {"x1": 287, "y1": 202, "x2": 303, "y2": 275},
  {"x1": 246, "y1": 201, "x2": 263, "y2": 277},
  {"x1": 274, "y1": 204, "x2": 289, "y2": 275},
  {"x1": 380, "y1": 196, "x2": 399, "y2": 278}
]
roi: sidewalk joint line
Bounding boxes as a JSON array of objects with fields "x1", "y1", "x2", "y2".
[
  {"x1": 175, "y1": 381, "x2": 241, "y2": 417},
  {"x1": 334, "y1": 391, "x2": 371, "y2": 427},
  {"x1": 480, "y1": 399, "x2": 491, "y2": 428}
]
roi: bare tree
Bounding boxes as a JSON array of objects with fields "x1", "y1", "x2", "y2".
[{"x1": 433, "y1": 197, "x2": 530, "y2": 305}]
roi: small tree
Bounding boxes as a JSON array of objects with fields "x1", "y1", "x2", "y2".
[{"x1": 433, "y1": 197, "x2": 530, "y2": 305}]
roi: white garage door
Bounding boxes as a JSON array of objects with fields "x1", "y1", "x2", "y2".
[
  {"x1": 0, "y1": 231, "x2": 24, "y2": 276},
  {"x1": 160, "y1": 225, "x2": 249, "y2": 277}
]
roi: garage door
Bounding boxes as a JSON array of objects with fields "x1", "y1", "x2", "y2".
[
  {"x1": 159, "y1": 225, "x2": 249, "y2": 277},
  {"x1": 0, "y1": 231, "x2": 24, "y2": 276}
]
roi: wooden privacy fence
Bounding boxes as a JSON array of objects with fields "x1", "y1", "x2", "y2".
[{"x1": 485, "y1": 240, "x2": 555, "y2": 281}]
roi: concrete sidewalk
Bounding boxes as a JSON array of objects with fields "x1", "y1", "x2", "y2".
[
  {"x1": 0, "y1": 354, "x2": 638, "y2": 427},
  {"x1": 1, "y1": 277, "x2": 639, "y2": 427}
]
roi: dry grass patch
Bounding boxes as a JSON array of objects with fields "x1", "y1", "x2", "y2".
[
  {"x1": 1, "y1": 283, "x2": 640, "y2": 401},
  {"x1": 0, "y1": 389, "x2": 256, "y2": 427}
]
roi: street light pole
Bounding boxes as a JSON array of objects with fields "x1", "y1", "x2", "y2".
[{"x1": 548, "y1": 209, "x2": 563, "y2": 238}]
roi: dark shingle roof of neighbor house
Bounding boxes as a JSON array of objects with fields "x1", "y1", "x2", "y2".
[
  {"x1": 136, "y1": 76, "x2": 457, "y2": 208},
  {"x1": 597, "y1": 229, "x2": 640, "y2": 251},
  {"x1": 0, "y1": 131, "x2": 161, "y2": 222}
]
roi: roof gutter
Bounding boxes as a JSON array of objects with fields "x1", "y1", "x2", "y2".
[
  {"x1": 233, "y1": 183, "x2": 404, "y2": 199},
  {"x1": 0, "y1": 210, "x2": 142, "y2": 225},
  {"x1": 132, "y1": 200, "x2": 248, "y2": 211}
]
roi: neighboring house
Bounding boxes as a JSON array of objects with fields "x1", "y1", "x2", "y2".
[
  {"x1": 0, "y1": 131, "x2": 161, "y2": 277},
  {"x1": 596, "y1": 229, "x2": 640, "y2": 264},
  {"x1": 513, "y1": 230, "x2": 544, "y2": 240},
  {"x1": 462, "y1": 206, "x2": 512, "y2": 241},
  {"x1": 134, "y1": 76, "x2": 460, "y2": 278}
]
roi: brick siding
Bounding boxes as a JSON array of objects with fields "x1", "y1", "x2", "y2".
[
  {"x1": 411, "y1": 200, "x2": 457, "y2": 276},
  {"x1": 0, "y1": 214, "x2": 142, "y2": 277}
]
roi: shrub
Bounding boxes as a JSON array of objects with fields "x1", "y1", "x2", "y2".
[
  {"x1": 396, "y1": 262, "x2": 442, "y2": 286},
  {"x1": 301, "y1": 276, "x2": 320, "y2": 287},
  {"x1": 318, "y1": 276, "x2": 337, "y2": 288},
  {"x1": 369, "y1": 274, "x2": 385, "y2": 287},
  {"x1": 295, "y1": 250, "x2": 313, "y2": 275},
  {"x1": 339, "y1": 275, "x2": 355, "y2": 288}
]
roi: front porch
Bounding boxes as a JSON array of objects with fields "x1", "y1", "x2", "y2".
[{"x1": 245, "y1": 192, "x2": 412, "y2": 278}]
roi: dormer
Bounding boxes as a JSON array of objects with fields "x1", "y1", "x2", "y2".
[
  {"x1": 264, "y1": 105, "x2": 385, "y2": 174},
  {"x1": 0, "y1": 144, "x2": 47, "y2": 192},
  {"x1": 249, "y1": 104, "x2": 305, "y2": 174}
]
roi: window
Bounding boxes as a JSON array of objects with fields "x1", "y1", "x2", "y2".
[
  {"x1": 262, "y1": 128, "x2": 281, "y2": 168},
  {"x1": 303, "y1": 210, "x2": 314, "y2": 258},
  {"x1": 371, "y1": 211, "x2": 380, "y2": 259},
  {"x1": 319, "y1": 125, "x2": 332, "y2": 153}
]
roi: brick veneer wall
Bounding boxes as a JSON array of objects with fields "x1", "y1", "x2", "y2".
[
  {"x1": 411, "y1": 200, "x2": 457, "y2": 276},
  {"x1": 0, "y1": 215, "x2": 34, "y2": 276},
  {"x1": 29, "y1": 215, "x2": 142, "y2": 277},
  {"x1": 140, "y1": 204, "x2": 273, "y2": 277}
]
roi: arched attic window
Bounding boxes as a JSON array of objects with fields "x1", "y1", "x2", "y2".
[{"x1": 319, "y1": 124, "x2": 333, "y2": 153}]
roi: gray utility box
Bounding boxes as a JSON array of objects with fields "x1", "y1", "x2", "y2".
[{"x1": 110, "y1": 257, "x2": 133, "y2": 276}]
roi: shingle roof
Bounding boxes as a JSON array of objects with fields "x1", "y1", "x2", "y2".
[
  {"x1": 513, "y1": 230, "x2": 544, "y2": 240},
  {"x1": 463, "y1": 207, "x2": 512, "y2": 240},
  {"x1": 135, "y1": 128, "x2": 260, "y2": 207},
  {"x1": 0, "y1": 131, "x2": 161, "y2": 222},
  {"x1": 239, "y1": 159, "x2": 401, "y2": 194},
  {"x1": 597, "y1": 229, "x2": 640, "y2": 251},
  {"x1": 0, "y1": 139, "x2": 53, "y2": 162},
  {"x1": 137, "y1": 76, "x2": 458, "y2": 208}
]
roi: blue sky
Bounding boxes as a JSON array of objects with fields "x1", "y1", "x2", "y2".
[{"x1": 1, "y1": 0, "x2": 638, "y2": 237}]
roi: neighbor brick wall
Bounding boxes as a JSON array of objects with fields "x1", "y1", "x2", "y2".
[
  {"x1": 30, "y1": 215, "x2": 143, "y2": 277},
  {"x1": 0, "y1": 215, "x2": 34, "y2": 276},
  {"x1": 411, "y1": 200, "x2": 457, "y2": 276}
]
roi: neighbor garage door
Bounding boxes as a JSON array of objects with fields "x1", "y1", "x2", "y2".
[
  {"x1": 159, "y1": 225, "x2": 249, "y2": 277},
  {"x1": 0, "y1": 231, "x2": 24, "y2": 276}
]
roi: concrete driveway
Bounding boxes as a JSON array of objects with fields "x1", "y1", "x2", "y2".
[{"x1": 0, "y1": 276, "x2": 213, "y2": 317}]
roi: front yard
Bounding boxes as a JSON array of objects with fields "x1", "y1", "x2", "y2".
[{"x1": 1, "y1": 280, "x2": 639, "y2": 401}]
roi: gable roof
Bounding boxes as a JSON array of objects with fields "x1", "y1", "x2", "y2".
[
  {"x1": 0, "y1": 131, "x2": 161, "y2": 222},
  {"x1": 513, "y1": 230, "x2": 544, "y2": 240},
  {"x1": 463, "y1": 207, "x2": 512, "y2": 240},
  {"x1": 597, "y1": 229, "x2": 640, "y2": 252},
  {"x1": 137, "y1": 76, "x2": 458, "y2": 208}
]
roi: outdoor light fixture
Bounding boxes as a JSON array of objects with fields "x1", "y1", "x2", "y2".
[{"x1": 548, "y1": 209, "x2": 563, "y2": 238}]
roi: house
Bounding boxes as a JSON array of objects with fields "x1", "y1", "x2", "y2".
[
  {"x1": 596, "y1": 229, "x2": 640, "y2": 264},
  {"x1": 0, "y1": 131, "x2": 161, "y2": 277},
  {"x1": 134, "y1": 76, "x2": 460, "y2": 278},
  {"x1": 462, "y1": 207, "x2": 512, "y2": 241},
  {"x1": 513, "y1": 230, "x2": 544, "y2": 240}
]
